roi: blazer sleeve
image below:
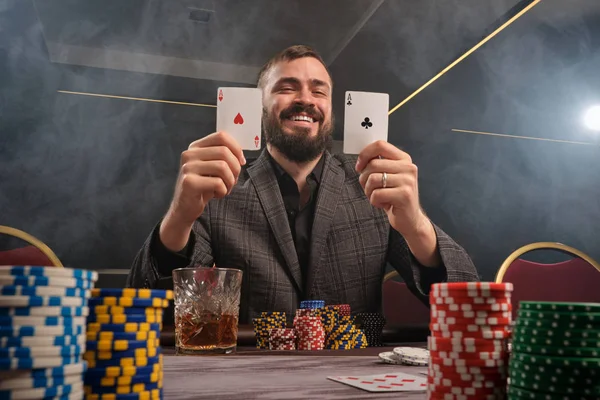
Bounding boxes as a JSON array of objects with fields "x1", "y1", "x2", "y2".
[
  {"x1": 386, "y1": 223, "x2": 480, "y2": 305},
  {"x1": 126, "y1": 203, "x2": 215, "y2": 289}
]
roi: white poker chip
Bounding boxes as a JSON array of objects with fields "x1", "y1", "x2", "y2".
[
  {"x1": 0, "y1": 373, "x2": 83, "y2": 390},
  {"x1": 0, "y1": 275, "x2": 94, "y2": 289},
  {"x1": 0, "y1": 306, "x2": 89, "y2": 317},
  {"x1": 2, "y1": 362, "x2": 87, "y2": 380},
  {"x1": 0, "y1": 344, "x2": 84, "y2": 359},
  {"x1": 0, "y1": 316, "x2": 87, "y2": 327},
  {"x1": 378, "y1": 351, "x2": 403, "y2": 365},
  {"x1": 0, "y1": 382, "x2": 83, "y2": 399},
  {"x1": 0, "y1": 266, "x2": 98, "y2": 281},
  {"x1": 0, "y1": 355, "x2": 82, "y2": 370},
  {"x1": 0, "y1": 285, "x2": 90, "y2": 298},
  {"x1": 0, "y1": 324, "x2": 85, "y2": 337},
  {"x1": 0, "y1": 295, "x2": 87, "y2": 308},
  {"x1": 0, "y1": 335, "x2": 85, "y2": 348},
  {"x1": 393, "y1": 347, "x2": 429, "y2": 366}
]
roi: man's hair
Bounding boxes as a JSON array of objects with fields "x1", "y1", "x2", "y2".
[{"x1": 257, "y1": 45, "x2": 333, "y2": 89}]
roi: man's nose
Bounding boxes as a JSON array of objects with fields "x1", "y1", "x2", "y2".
[{"x1": 294, "y1": 88, "x2": 314, "y2": 106}]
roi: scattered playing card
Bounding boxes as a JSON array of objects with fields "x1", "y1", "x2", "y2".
[
  {"x1": 216, "y1": 87, "x2": 262, "y2": 150},
  {"x1": 328, "y1": 372, "x2": 427, "y2": 392},
  {"x1": 343, "y1": 91, "x2": 389, "y2": 154}
]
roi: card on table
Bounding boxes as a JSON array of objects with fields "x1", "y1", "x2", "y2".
[
  {"x1": 343, "y1": 91, "x2": 389, "y2": 154},
  {"x1": 327, "y1": 372, "x2": 427, "y2": 392},
  {"x1": 216, "y1": 87, "x2": 263, "y2": 150}
]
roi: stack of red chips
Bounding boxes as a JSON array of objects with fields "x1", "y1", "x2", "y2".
[
  {"x1": 329, "y1": 304, "x2": 351, "y2": 317},
  {"x1": 428, "y1": 282, "x2": 513, "y2": 399},
  {"x1": 294, "y1": 316, "x2": 325, "y2": 351},
  {"x1": 268, "y1": 328, "x2": 296, "y2": 350}
]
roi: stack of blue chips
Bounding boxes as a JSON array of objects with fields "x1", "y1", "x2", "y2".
[
  {"x1": 299, "y1": 300, "x2": 325, "y2": 310},
  {"x1": 83, "y1": 288, "x2": 172, "y2": 400},
  {"x1": 0, "y1": 265, "x2": 98, "y2": 399}
]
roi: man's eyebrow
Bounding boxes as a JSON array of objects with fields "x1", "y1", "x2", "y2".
[{"x1": 274, "y1": 77, "x2": 331, "y2": 90}]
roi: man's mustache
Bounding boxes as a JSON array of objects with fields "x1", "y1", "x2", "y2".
[{"x1": 279, "y1": 104, "x2": 323, "y2": 122}]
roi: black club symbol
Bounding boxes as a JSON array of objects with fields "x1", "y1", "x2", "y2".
[{"x1": 361, "y1": 117, "x2": 373, "y2": 129}]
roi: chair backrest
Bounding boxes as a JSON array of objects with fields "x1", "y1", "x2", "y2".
[
  {"x1": 495, "y1": 242, "x2": 600, "y2": 320},
  {"x1": 382, "y1": 271, "x2": 430, "y2": 325},
  {"x1": 0, "y1": 225, "x2": 62, "y2": 267}
]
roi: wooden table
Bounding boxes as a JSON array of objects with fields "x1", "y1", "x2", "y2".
[{"x1": 162, "y1": 346, "x2": 428, "y2": 399}]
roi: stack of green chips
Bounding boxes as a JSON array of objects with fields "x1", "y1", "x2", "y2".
[{"x1": 508, "y1": 301, "x2": 600, "y2": 399}]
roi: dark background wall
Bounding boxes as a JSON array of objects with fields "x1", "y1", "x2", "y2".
[{"x1": 1, "y1": 0, "x2": 599, "y2": 281}]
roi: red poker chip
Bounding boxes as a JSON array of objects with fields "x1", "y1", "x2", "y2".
[
  {"x1": 431, "y1": 302, "x2": 512, "y2": 312},
  {"x1": 429, "y1": 356, "x2": 506, "y2": 368},
  {"x1": 428, "y1": 365, "x2": 506, "y2": 378},
  {"x1": 431, "y1": 282, "x2": 513, "y2": 291},
  {"x1": 428, "y1": 382, "x2": 506, "y2": 396},
  {"x1": 429, "y1": 349, "x2": 507, "y2": 361},
  {"x1": 430, "y1": 328, "x2": 511, "y2": 340},
  {"x1": 430, "y1": 296, "x2": 510, "y2": 306},
  {"x1": 430, "y1": 322, "x2": 510, "y2": 333},
  {"x1": 431, "y1": 316, "x2": 512, "y2": 326},
  {"x1": 428, "y1": 369, "x2": 507, "y2": 383},
  {"x1": 427, "y1": 392, "x2": 504, "y2": 400},
  {"x1": 428, "y1": 336, "x2": 507, "y2": 348},
  {"x1": 427, "y1": 374, "x2": 503, "y2": 389},
  {"x1": 431, "y1": 309, "x2": 511, "y2": 319}
]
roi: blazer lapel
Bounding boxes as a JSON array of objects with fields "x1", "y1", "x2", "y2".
[
  {"x1": 306, "y1": 152, "x2": 345, "y2": 294},
  {"x1": 247, "y1": 150, "x2": 303, "y2": 294}
]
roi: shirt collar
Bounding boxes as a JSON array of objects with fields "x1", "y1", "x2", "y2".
[{"x1": 267, "y1": 150, "x2": 325, "y2": 184}]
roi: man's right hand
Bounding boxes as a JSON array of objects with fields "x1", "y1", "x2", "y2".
[{"x1": 159, "y1": 132, "x2": 246, "y2": 252}]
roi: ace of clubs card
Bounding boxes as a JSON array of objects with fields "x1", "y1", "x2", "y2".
[
  {"x1": 343, "y1": 91, "x2": 389, "y2": 154},
  {"x1": 216, "y1": 87, "x2": 263, "y2": 150}
]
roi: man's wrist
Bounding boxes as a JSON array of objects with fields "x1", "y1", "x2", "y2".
[
  {"x1": 403, "y1": 214, "x2": 441, "y2": 267},
  {"x1": 159, "y1": 209, "x2": 194, "y2": 253}
]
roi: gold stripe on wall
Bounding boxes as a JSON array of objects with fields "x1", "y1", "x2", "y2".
[
  {"x1": 452, "y1": 129, "x2": 598, "y2": 146},
  {"x1": 57, "y1": 90, "x2": 216, "y2": 108},
  {"x1": 388, "y1": 0, "x2": 542, "y2": 115}
]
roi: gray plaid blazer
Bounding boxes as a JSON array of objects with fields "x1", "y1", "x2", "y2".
[{"x1": 127, "y1": 150, "x2": 478, "y2": 323}]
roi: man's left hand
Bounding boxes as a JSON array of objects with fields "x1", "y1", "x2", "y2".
[{"x1": 355, "y1": 140, "x2": 430, "y2": 240}]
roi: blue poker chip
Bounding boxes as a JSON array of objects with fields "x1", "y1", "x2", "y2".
[
  {"x1": 0, "y1": 344, "x2": 83, "y2": 359},
  {"x1": 0, "y1": 306, "x2": 88, "y2": 317},
  {"x1": 0, "y1": 324, "x2": 85, "y2": 337},
  {"x1": 86, "y1": 339, "x2": 159, "y2": 351},
  {"x1": 0, "y1": 265, "x2": 98, "y2": 281},
  {"x1": 91, "y1": 288, "x2": 173, "y2": 300},
  {"x1": 0, "y1": 355, "x2": 81, "y2": 370},
  {"x1": 84, "y1": 380, "x2": 161, "y2": 394},
  {"x1": 0, "y1": 315, "x2": 87, "y2": 327},
  {"x1": 84, "y1": 371, "x2": 160, "y2": 387},
  {"x1": 83, "y1": 388, "x2": 162, "y2": 400},
  {"x1": 85, "y1": 364, "x2": 158, "y2": 378},
  {"x1": 0, "y1": 295, "x2": 87, "y2": 308},
  {"x1": 87, "y1": 313, "x2": 162, "y2": 325},
  {"x1": 0, "y1": 334, "x2": 84, "y2": 348},
  {"x1": 85, "y1": 355, "x2": 161, "y2": 369},
  {"x1": 86, "y1": 330, "x2": 158, "y2": 342},
  {"x1": 299, "y1": 300, "x2": 325, "y2": 309},
  {"x1": 0, "y1": 275, "x2": 94, "y2": 289},
  {"x1": 1, "y1": 362, "x2": 87, "y2": 379},
  {"x1": 0, "y1": 285, "x2": 89, "y2": 298},
  {"x1": 86, "y1": 322, "x2": 162, "y2": 333},
  {"x1": 0, "y1": 371, "x2": 84, "y2": 390},
  {"x1": 0, "y1": 382, "x2": 82, "y2": 399},
  {"x1": 84, "y1": 346, "x2": 161, "y2": 360}
]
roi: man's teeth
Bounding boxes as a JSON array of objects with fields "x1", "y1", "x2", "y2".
[{"x1": 290, "y1": 115, "x2": 314, "y2": 123}]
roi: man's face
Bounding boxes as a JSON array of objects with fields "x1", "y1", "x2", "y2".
[{"x1": 261, "y1": 57, "x2": 334, "y2": 163}]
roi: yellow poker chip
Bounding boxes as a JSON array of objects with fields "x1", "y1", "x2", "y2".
[
  {"x1": 85, "y1": 354, "x2": 163, "y2": 369},
  {"x1": 84, "y1": 346, "x2": 159, "y2": 360},
  {"x1": 88, "y1": 362, "x2": 161, "y2": 378},
  {"x1": 86, "y1": 322, "x2": 163, "y2": 333},
  {"x1": 92, "y1": 305, "x2": 163, "y2": 315},
  {"x1": 87, "y1": 339, "x2": 160, "y2": 351},
  {"x1": 93, "y1": 371, "x2": 162, "y2": 387},
  {"x1": 91, "y1": 288, "x2": 174, "y2": 300},
  {"x1": 89, "y1": 297, "x2": 170, "y2": 308},
  {"x1": 89, "y1": 313, "x2": 163, "y2": 324},
  {"x1": 85, "y1": 388, "x2": 162, "y2": 400},
  {"x1": 84, "y1": 381, "x2": 163, "y2": 395},
  {"x1": 86, "y1": 330, "x2": 159, "y2": 342}
]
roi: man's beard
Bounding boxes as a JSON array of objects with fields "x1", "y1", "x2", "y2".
[{"x1": 262, "y1": 104, "x2": 334, "y2": 163}]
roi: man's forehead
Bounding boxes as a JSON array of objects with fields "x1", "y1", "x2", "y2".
[{"x1": 268, "y1": 59, "x2": 332, "y2": 87}]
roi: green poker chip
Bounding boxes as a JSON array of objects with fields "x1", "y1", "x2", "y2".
[
  {"x1": 517, "y1": 310, "x2": 600, "y2": 325},
  {"x1": 515, "y1": 317, "x2": 599, "y2": 330},
  {"x1": 508, "y1": 384, "x2": 598, "y2": 400},
  {"x1": 512, "y1": 352, "x2": 600, "y2": 369},
  {"x1": 512, "y1": 328, "x2": 600, "y2": 348},
  {"x1": 511, "y1": 374, "x2": 600, "y2": 396},
  {"x1": 509, "y1": 367, "x2": 600, "y2": 391},
  {"x1": 519, "y1": 301, "x2": 600, "y2": 313},
  {"x1": 510, "y1": 357, "x2": 599, "y2": 378},
  {"x1": 513, "y1": 342, "x2": 600, "y2": 358}
]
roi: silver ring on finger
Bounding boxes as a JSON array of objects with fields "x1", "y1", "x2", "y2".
[{"x1": 382, "y1": 172, "x2": 388, "y2": 189}]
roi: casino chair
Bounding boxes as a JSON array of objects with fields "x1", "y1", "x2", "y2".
[
  {"x1": 382, "y1": 270, "x2": 430, "y2": 326},
  {"x1": 494, "y1": 242, "x2": 600, "y2": 320},
  {"x1": 0, "y1": 225, "x2": 63, "y2": 267}
]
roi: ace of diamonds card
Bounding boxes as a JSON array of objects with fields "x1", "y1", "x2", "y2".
[{"x1": 216, "y1": 87, "x2": 263, "y2": 150}]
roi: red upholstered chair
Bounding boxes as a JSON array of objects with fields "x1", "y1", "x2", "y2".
[
  {"x1": 0, "y1": 225, "x2": 63, "y2": 267},
  {"x1": 495, "y1": 242, "x2": 600, "y2": 320},
  {"x1": 382, "y1": 271, "x2": 431, "y2": 325}
]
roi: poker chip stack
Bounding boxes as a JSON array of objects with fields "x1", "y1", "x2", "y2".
[
  {"x1": 508, "y1": 301, "x2": 600, "y2": 399},
  {"x1": 294, "y1": 315, "x2": 325, "y2": 350},
  {"x1": 0, "y1": 265, "x2": 97, "y2": 400},
  {"x1": 428, "y1": 282, "x2": 513, "y2": 400},
  {"x1": 83, "y1": 288, "x2": 172, "y2": 400},
  {"x1": 299, "y1": 300, "x2": 325, "y2": 310},
  {"x1": 354, "y1": 312, "x2": 386, "y2": 347},
  {"x1": 268, "y1": 328, "x2": 296, "y2": 350},
  {"x1": 252, "y1": 312, "x2": 286, "y2": 349}
]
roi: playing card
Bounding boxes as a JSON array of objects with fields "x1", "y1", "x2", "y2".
[
  {"x1": 216, "y1": 87, "x2": 263, "y2": 150},
  {"x1": 327, "y1": 372, "x2": 427, "y2": 392},
  {"x1": 343, "y1": 91, "x2": 389, "y2": 154}
]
